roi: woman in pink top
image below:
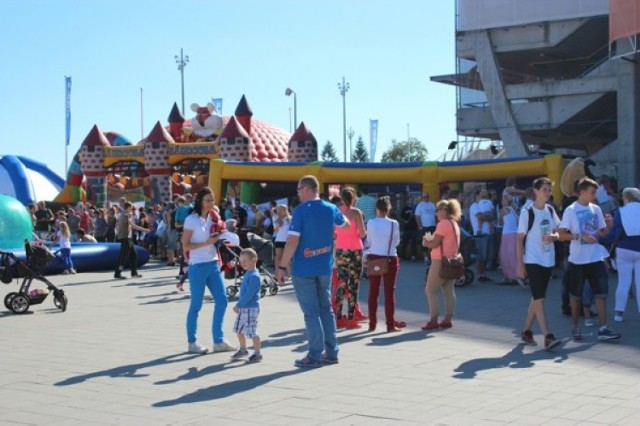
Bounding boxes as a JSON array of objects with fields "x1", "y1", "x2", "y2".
[
  {"x1": 334, "y1": 187, "x2": 366, "y2": 328},
  {"x1": 421, "y1": 199, "x2": 462, "y2": 330}
]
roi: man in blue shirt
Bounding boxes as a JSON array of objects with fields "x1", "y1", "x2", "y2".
[{"x1": 277, "y1": 175, "x2": 349, "y2": 367}]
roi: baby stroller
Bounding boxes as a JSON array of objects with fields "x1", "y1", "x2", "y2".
[
  {"x1": 222, "y1": 233, "x2": 279, "y2": 299},
  {"x1": 455, "y1": 231, "x2": 477, "y2": 287},
  {"x1": 1, "y1": 241, "x2": 68, "y2": 314}
]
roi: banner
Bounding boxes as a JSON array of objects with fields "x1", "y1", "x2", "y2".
[
  {"x1": 369, "y1": 119, "x2": 379, "y2": 162},
  {"x1": 65, "y1": 76, "x2": 71, "y2": 146},
  {"x1": 610, "y1": 0, "x2": 640, "y2": 42},
  {"x1": 212, "y1": 97, "x2": 223, "y2": 115}
]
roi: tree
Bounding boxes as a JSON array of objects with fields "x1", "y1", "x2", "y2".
[
  {"x1": 351, "y1": 136, "x2": 370, "y2": 163},
  {"x1": 380, "y1": 138, "x2": 429, "y2": 162},
  {"x1": 321, "y1": 140, "x2": 340, "y2": 162}
]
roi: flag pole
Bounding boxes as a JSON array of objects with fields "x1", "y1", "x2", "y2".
[{"x1": 65, "y1": 76, "x2": 71, "y2": 175}]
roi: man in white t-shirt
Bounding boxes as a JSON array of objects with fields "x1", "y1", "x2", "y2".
[
  {"x1": 469, "y1": 189, "x2": 495, "y2": 282},
  {"x1": 558, "y1": 177, "x2": 620, "y2": 342},
  {"x1": 515, "y1": 177, "x2": 562, "y2": 350},
  {"x1": 415, "y1": 192, "x2": 436, "y2": 265}
]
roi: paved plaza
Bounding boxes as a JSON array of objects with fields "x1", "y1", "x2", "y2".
[{"x1": 1, "y1": 259, "x2": 640, "y2": 425}]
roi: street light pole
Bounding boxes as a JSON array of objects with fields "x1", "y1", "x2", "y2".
[
  {"x1": 174, "y1": 48, "x2": 190, "y2": 115},
  {"x1": 285, "y1": 88, "x2": 297, "y2": 130},
  {"x1": 337, "y1": 76, "x2": 350, "y2": 162},
  {"x1": 347, "y1": 127, "x2": 354, "y2": 160}
]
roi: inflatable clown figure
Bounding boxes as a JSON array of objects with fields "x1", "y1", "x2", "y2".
[{"x1": 190, "y1": 102, "x2": 223, "y2": 141}]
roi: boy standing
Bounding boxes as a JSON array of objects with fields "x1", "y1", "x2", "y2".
[
  {"x1": 231, "y1": 248, "x2": 262, "y2": 363},
  {"x1": 516, "y1": 178, "x2": 562, "y2": 350},
  {"x1": 558, "y1": 177, "x2": 620, "y2": 341}
]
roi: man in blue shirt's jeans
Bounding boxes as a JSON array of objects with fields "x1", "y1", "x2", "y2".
[{"x1": 277, "y1": 175, "x2": 349, "y2": 367}]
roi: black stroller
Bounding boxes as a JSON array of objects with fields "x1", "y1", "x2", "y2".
[
  {"x1": 222, "y1": 232, "x2": 279, "y2": 299},
  {"x1": 455, "y1": 231, "x2": 477, "y2": 287},
  {"x1": 1, "y1": 241, "x2": 68, "y2": 314}
]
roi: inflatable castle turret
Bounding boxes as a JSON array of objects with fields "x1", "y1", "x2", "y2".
[
  {"x1": 288, "y1": 121, "x2": 318, "y2": 162},
  {"x1": 167, "y1": 102, "x2": 185, "y2": 142},
  {"x1": 144, "y1": 122, "x2": 174, "y2": 205},
  {"x1": 79, "y1": 125, "x2": 110, "y2": 206},
  {"x1": 219, "y1": 116, "x2": 251, "y2": 161},
  {"x1": 234, "y1": 94, "x2": 253, "y2": 136}
]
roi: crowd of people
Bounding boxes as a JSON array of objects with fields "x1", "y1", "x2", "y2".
[{"x1": 26, "y1": 171, "x2": 640, "y2": 364}]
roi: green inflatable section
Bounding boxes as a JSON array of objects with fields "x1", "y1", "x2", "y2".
[{"x1": 0, "y1": 194, "x2": 33, "y2": 249}]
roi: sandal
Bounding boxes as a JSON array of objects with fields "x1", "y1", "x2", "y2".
[
  {"x1": 394, "y1": 320, "x2": 407, "y2": 328},
  {"x1": 421, "y1": 320, "x2": 439, "y2": 330}
]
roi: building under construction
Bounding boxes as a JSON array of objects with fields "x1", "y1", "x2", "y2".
[{"x1": 432, "y1": 0, "x2": 640, "y2": 188}]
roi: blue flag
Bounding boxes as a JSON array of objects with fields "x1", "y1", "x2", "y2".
[
  {"x1": 212, "y1": 98, "x2": 223, "y2": 115},
  {"x1": 65, "y1": 76, "x2": 71, "y2": 146},
  {"x1": 369, "y1": 119, "x2": 378, "y2": 161}
]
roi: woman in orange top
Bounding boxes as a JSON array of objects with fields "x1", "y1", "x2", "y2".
[{"x1": 421, "y1": 199, "x2": 462, "y2": 330}]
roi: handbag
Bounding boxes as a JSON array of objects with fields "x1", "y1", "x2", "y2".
[
  {"x1": 439, "y1": 220, "x2": 465, "y2": 280},
  {"x1": 366, "y1": 222, "x2": 395, "y2": 276}
]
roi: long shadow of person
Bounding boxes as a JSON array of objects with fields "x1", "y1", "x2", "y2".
[
  {"x1": 366, "y1": 330, "x2": 434, "y2": 347},
  {"x1": 453, "y1": 341, "x2": 596, "y2": 379},
  {"x1": 55, "y1": 353, "x2": 202, "y2": 386},
  {"x1": 153, "y1": 368, "x2": 309, "y2": 407},
  {"x1": 155, "y1": 361, "x2": 239, "y2": 385}
]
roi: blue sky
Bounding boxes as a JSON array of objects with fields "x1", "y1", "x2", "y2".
[{"x1": 0, "y1": 0, "x2": 457, "y2": 177}]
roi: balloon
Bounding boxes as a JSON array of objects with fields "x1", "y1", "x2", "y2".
[{"x1": 0, "y1": 194, "x2": 33, "y2": 249}]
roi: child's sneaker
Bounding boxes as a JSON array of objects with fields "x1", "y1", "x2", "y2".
[
  {"x1": 246, "y1": 353, "x2": 263, "y2": 364},
  {"x1": 572, "y1": 326, "x2": 582, "y2": 342},
  {"x1": 187, "y1": 342, "x2": 209, "y2": 354},
  {"x1": 70, "y1": 269, "x2": 77, "y2": 274},
  {"x1": 230, "y1": 348, "x2": 249, "y2": 360},
  {"x1": 597, "y1": 326, "x2": 621, "y2": 341},
  {"x1": 544, "y1": 333, "x2": 561, "y2": 351},
  {"x1": 584, "y1": 319, "x2": 595, "y2": 327},
  {"x1": 520, "y1": 330, "x2": 537, "y2": 346},
  {"x1": 62, "y1": 270, "x2": 70, "y2": 275}
]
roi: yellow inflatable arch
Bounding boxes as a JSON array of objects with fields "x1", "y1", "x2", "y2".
[{"x1": 208, "y1": 154, "x2": 564, "y2": 201}]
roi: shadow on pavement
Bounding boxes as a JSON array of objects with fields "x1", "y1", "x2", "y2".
[
  {"x1": 153, "y1": 368, "x2": 309, "y2": 407},
  {"x1": 452, "y1": 341, "x2": 596, "y2": 379},
  {"x1": 55, "y1": 353, "x2": 203, "y2": 386}
]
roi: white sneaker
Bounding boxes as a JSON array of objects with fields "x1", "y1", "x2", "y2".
[
  {"x1": 213, "y1": 341, "x2": 237, "y2": 353},
  {"x1": 62, "y1": 270, "x2": 70, "y2": 275},
  {"x1": 584, "y1": 319, "x2": 595, "y2": 327},
  {"x1": 614, "y1": 314, "x2": 624, "y2": 322},
  {"x1": 70, "y1": 269, "x2": 77, "y2": 274},
  {"x1": 187, "y1": 342, "x2": 209, "y2": 354}
]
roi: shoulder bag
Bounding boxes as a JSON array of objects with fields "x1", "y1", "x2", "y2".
[
  {"x1": 439, "y1": 220, "x2": 465, "y2": 280},
  {"x1": 366, "y1": 221, "x2": 395, "y2": 276}
]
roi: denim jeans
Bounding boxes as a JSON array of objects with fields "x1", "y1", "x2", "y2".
[
  {"x1": 60, "y1": 248, "x2": 73, "y2": 271},
  {"x1": 187, "y1": 261, "x2": 228, "y2": 344},
  {"x1": 292, "y1": 275, "x2": 338, "y2": 362}
]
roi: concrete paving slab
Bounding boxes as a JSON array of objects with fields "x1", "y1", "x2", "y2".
[{"x1": 1, "y1": 259, "x2": 639, "y2": 425}]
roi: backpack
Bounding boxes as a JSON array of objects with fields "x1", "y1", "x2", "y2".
[{"x1": 523, "y1": 204, "x2": 555, "y2": 249}]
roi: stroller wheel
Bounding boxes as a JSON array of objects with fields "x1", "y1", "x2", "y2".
[
  {"x1": 4, "y1": 292, "x2": 18, "y2": 310},
  {"x1": 455, "y1": 269, "x2": 474, "y2": 287},
  {"x1": 260, "y1": 287, "x2": 267, "y2": 298},
  {"x1": 269, "y1": 285, "x2": 279, "y2": 296},
  {"x1": 465, "y1": 269, "x2": 475, "y2": 285},
  {"x1": 10, "y1": 294, "x2": 30, "y2": 314},
  {"x1": 225, "y1": 286, "x2": 238, "y2": 298},
  {"x1": 53, "y1": 292, "x2": 68, "y2": 312}
]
